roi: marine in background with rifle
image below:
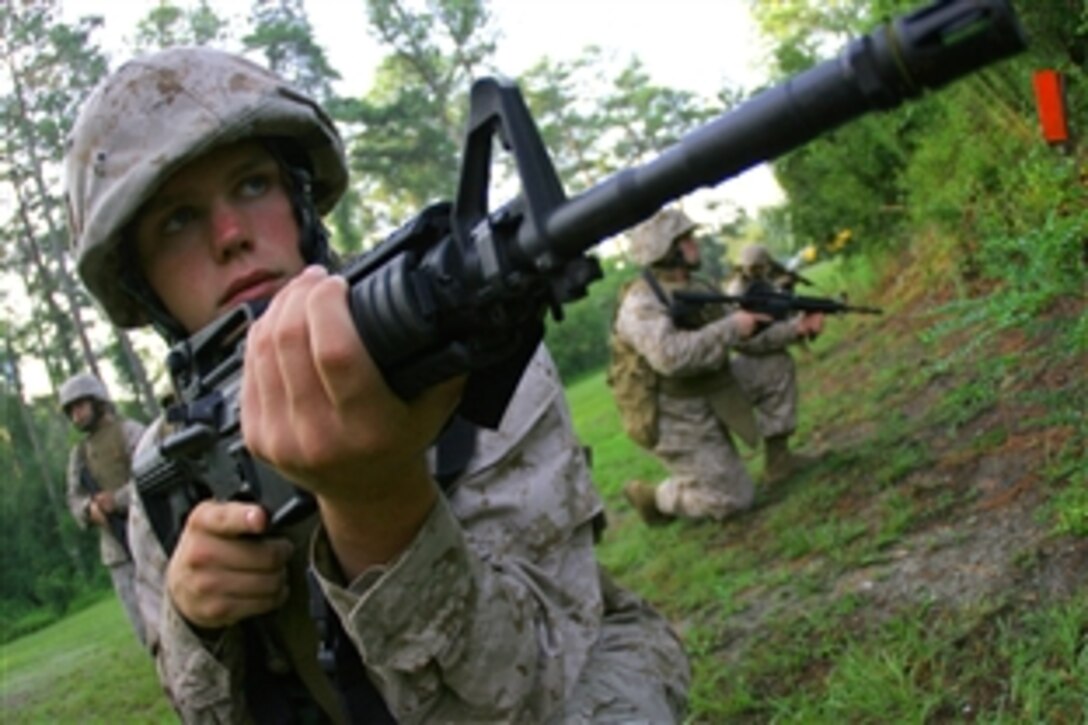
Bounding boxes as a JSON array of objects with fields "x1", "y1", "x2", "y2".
[
  {"x1": 610, "y1": 210, "x2": 825, "y2": 527},
  {"x1": 61, "y1": 372, "x2": 148, "y2": 648},
  {"x1": 665, "y1": 243, "x2": 883, "y2": 485},
  {"x1": 726, "y1": 244, "x2": 831, "y2": 484}
]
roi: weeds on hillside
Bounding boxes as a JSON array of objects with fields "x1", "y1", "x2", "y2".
[{"x1": 576, "y1": 223, "x2": 1087, "y2": 722}]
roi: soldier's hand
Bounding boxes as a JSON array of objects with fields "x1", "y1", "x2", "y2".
[
  {"x1": 731, "y1": 309, "x2": 773, "y2": 339},
  {"x1": 795, "y1": 311, "x2": 825, "y2": 339},
  {"x1": 241, "y1": 266, "x2": 463, "y2": 502},
  {"x1": 166, "y1": 501, "x2": 293, "y2": 630},
  {"x1": 87, "y1": 500, "x2": 108, "y2": 527},
  {"x1": 93, "y1": 490, "x2": 117, "y2": 513},
  {"x1": 240, "y1": 265, "x2": 464, "y2": 577}
]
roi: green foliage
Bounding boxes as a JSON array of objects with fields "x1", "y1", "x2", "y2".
[
  {"x1": 754, "y1": 0, "x2": 1087, "y2": 293},
  {"x1": 244, "y1": 0, "x2": 341, "y2": 99},
  {"x1": 344, "y1": 0, "x2": 496, "y2": 219},
  {"x1": 0, "y1": 390, "x2": 103, "y2": 642},
  {"x1": 132, "y1": 0, "x2": 229, "y2": 50},
  {"x1": 347, "y1": 84, "x2": 462, "y2": 214},
  {"x1": 773, "y1": 110, "x2": 919, "y2": 253},
  {"x1": 544, "y1": 255, "x2": 639, "y2": 383},
  {"x1": 975, "y1": 209, "x2": 1086, "y2": 321},
  {"x1": 517, "y1": 49, "x2": 615, "y2": 190},
  {"x1": 1048, "y1": 432, "x2": 1088, "y2": 537}
]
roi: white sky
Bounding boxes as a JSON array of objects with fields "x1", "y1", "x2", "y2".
[{"x1": 59, "y1": 0, "x2": 785, "y2": 212}]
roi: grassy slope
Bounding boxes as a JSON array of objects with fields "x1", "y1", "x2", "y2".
[
  {"x1": 2, "y1": 234, "x2": 1083, "y2": 723},
  {"x1": 0, "y1": 595, "x2": 172, "y2": 722},
  {"x1": 570, "y1": 237, "x2": 1087, "y2": 722}
]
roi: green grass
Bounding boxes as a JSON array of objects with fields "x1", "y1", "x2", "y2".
[{"x1": 0, "y1": 596, "x2": 172, "y2": 723}]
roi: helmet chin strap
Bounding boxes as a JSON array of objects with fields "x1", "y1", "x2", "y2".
[
  {"x1": 264, "y1": 138, "x2": 337, "y2": 270},
  {"x1": 118, "y1": 258, "x2": 191, "y2": 343}
]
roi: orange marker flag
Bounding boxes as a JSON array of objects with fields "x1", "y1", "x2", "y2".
[{"x1": 1032, "y1": 70, "x2": 1070, "y2": 144}]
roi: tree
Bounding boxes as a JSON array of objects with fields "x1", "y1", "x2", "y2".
[
  {"x1": 0, "y1": 2, "x2": 160, "y2": 625},
  {"x1": 244, "y1": 0, "x2": 340, "y2": 98},
  {"x1": 748, "y1": 0, "x2": 932, "y2": 257},
  {"x1": 597, "y1": 57, "x2": 718, "y2": 169},
  {"x1": 0, "y1": 3, "x2": 113, "y2": 388},
  {"x1": 345, "y1": 0, "x2": 498, "y2": 224},
  {"x1": 132, "y1": 0, "x2": 230, "y2": 51},
  {"x1": 518, "y1": 46, "x2": 723, "y2": 193}
]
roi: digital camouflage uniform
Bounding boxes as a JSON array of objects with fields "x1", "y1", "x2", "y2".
[
  {"x1": 613, "y1": 211, "x2": 802, "y2": 521},
  {"x1": 615, "y1": 274, "x2": 767, "y2": 520},
  {"x1": 62, "y1": 373, "x2": 148, "y2": 647},
  {"x1": 65, "y1": 47, "x2": 690, "y2": 723},
  {"x1": 726, "y1": 244, "x2": 813, "y2": 472},
  {"x1": 130, "y1": 346, "x2": 690, "y2": 722}
]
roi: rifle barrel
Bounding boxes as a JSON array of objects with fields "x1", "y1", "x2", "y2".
[{"x1": 536, "y1": 0, "x2": 1025, "y2": 261}]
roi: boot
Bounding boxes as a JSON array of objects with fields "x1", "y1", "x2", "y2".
[
  {"x1": 762, "y1": 435, "x2": 819, "y2": 485},
  {"x1": 623, "y1": 481, "x2": 674, "y2": 527}
]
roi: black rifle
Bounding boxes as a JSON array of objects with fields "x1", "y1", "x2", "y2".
[
  {"x1": 79, "y1": 466, "x2": 130, "y2": 556},
  {"x1": 133, "y1": 0, "x2": 1026, "y2": 553},
  {"x1": 669, "y1": 279, "x2": 882, "y2": 330}
]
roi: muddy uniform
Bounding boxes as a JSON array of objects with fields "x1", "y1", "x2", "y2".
[
  {"x1": 66, "y1": 413, "x2": 147, "y2": 646},
  {"x1": 131, "y1": 346, "x2": 691, "y2": 723},
  {"x1": 613, "y1": 273, "x2": 767, "y2": 520}
]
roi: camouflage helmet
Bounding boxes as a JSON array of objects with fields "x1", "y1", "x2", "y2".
[
  {"x1": 627, "y1": 208, "x2": 698, "y2": 266},
  {"x1": 59, "y1": 373, "x2": 110, "y2": 411},
  {"x1": 738, "y1": 244, "x2": 776, "y2": 269},
  {"x1": 64, "y1": 46, "x2": 349, "y2": 328}
]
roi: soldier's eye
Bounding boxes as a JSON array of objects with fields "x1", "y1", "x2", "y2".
[
  {"x1": 161, "y1": 206, "x2": 197, "y2": 236},
  {"x1": 239, "y1": 174, "x2": 271, "y2": 198}
]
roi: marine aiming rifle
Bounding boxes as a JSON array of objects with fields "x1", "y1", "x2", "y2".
[
  {"x1": 669, "y1": 279, "x2": 883, "y2": 330},
  {"x1": 133, "y1": 0, "x2": 1027, "y2": 554}
]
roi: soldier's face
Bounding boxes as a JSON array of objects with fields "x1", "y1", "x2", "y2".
[
  {"x1": 677, "y1": 235, "x2": 701, "y2": 270},
  {"x1": 133, "y1": 140, "x2": 305, "y2": 334},
  {"x1": 67, "y1": 398, "x2": 96, "y2": 432}
]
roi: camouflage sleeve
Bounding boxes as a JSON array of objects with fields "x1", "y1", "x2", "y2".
[
  {"x1": 734, "y1": 319, "x2": 802, "y2": 355},
  {"x1": 615, "y1": 282, "x2": 745, "y2": 376},
  {"x1": 128, "y1": 420, "x2": 251, "y2": 724},
  {"x1": 65, "y1": 445, "x2": 90, "y2": 528},
  {"x1": 310, "y1": 345, "x2": 611, "y2": 722},
  {"x1": 312, "y1": 501, "x2": 603, "y2": 722}
]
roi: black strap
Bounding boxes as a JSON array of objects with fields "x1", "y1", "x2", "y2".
[
  {"x1": 242, "y1": 618, "x2": 325, "y2": 724},
  {"x1": 308, "y1": 571, "x2": 396, "y2": 724},
  {"x1": 433, "y1": 414, "x2": 478, "y2": 491},
  {"x1": 641, "y1": 267, "x2": 672, "y2": 309}
]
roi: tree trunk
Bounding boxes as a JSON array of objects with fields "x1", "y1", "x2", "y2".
[
  {"x1": 5, "y1": 57, "x2": 102, "y2": 380},
  {"x1": 114, "y1": 326, "x2": 159, "y2": 418},
  {"x1": 10, "y1": 183, "x2": 93, "y2": 380}
]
